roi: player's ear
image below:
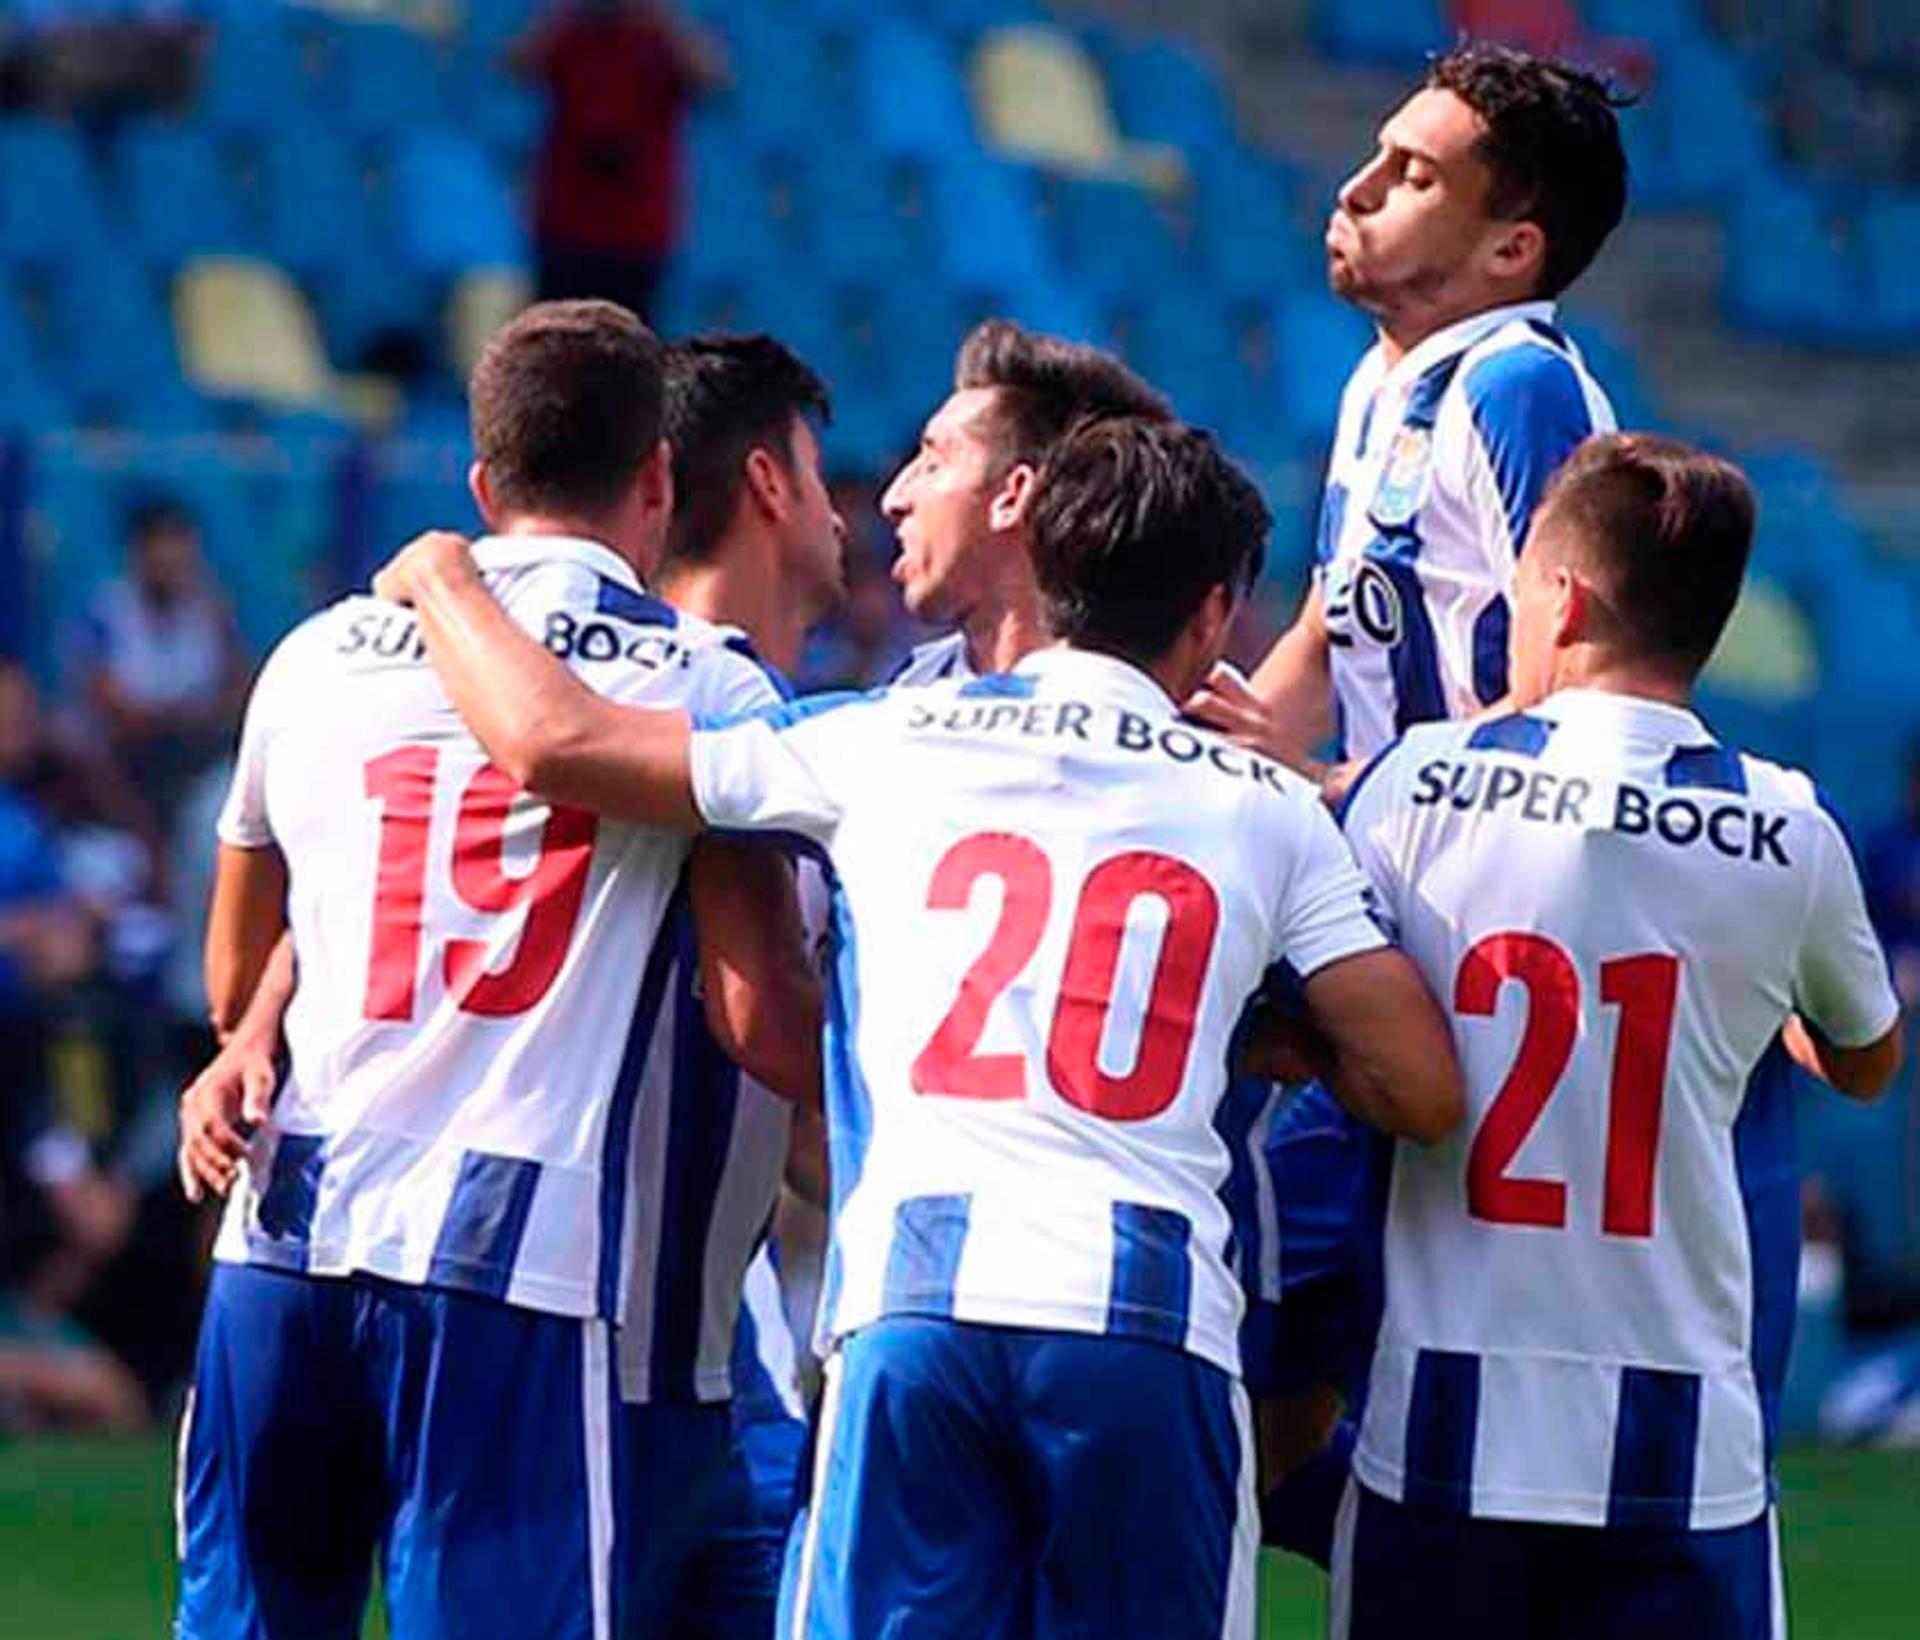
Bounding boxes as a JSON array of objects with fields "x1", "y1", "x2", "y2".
[
  {"x1": 638, "y1": 437, "x2": 674, "y2": 516},
  {"x1": 743, "y1": 445, "x2": 788, "y2": 522},
  {"x1": 1553, "y1": 565, "x2": 1588, "y2": 648},
  {"x1": 468, "y1": 460, "x2": 496, "y2": 529},
  {"x1": 1489, "y1": 219, "x2": 1546, "y2": 291},
  {"x1": 988, "y1": 461, "x2": 1038, "y2": 532}
]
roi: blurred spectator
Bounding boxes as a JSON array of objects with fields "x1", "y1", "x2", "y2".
[
  {"x1": 79, "y1": 499, "x2": 247, "y2": 818},
  {"x1": 514, "y1": 0, "x2": 728, "y2": 320},
  {"x1": 0, "y1": 655, "x2": 141, "y2": 1433},
  {"x1": 1864, "y1": 741, "x2": 1920, "y2": 1006},
  {"x1": 0, "y1": 2, "x2": 203, "y2": 122}
]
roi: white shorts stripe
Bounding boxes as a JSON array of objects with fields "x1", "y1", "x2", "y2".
[
  {"x1": 580, "y1": 1320, "x2": 615, "y2": 1640},
  {"x1": 1767, "y1": 1504, "x2": 1788, "y2": 1640},
  {"x1": 788, "y1": 1349, "x2": 845, "y2": 1640},
  {"x1": 173, "y1": 1386, "x2": 196, "y2": 1563},
  {"x1": 1327, "y1": 1476, "x2": 1361, "y2": 1640},
  {"x1": 1220, "y1": 1378, "x2": 1260, "y2": 1640}
]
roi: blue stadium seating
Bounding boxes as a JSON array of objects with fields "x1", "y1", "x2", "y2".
[
  {"x1": 1725, "y1": 174, "x2": 1862, "y2": 344},
  {"x1": 1859, "y1": 192, "x2": 1920, "y2": 341},
  {"x1": 0, "y1": 119, "x2": 110, "y2": 272},
  {"x1": 1273, "y1": 288, "x2": 1374, "y2": 443},
  {"x1": 857, "y1": 18, "x2": 981, "y2": 164},
  {"x1": 1048, "y1": 176, "x2": 1183, "y2": 312},
  {"x1": 386, "y1": 129, "x2": 527, "y2": 282},
  {"x1": 321, "y1": 16, "x2": 449, "y2": 142},
  {"x1": 1312, "y1": 0, "x2": 1448, "y2": 67},
  {"x1": 196, "y1": 4, "x2": 310, "y2": 141},
  {"x1": 1099, "y1": 34, "x2": 1237, "y2": 157},
  {"x1": 112, "y1": 119, "x2": 256, "y2": 269},
  {"x1": 1190, "y1": 147, "x2": 1317, "y2": 308}
]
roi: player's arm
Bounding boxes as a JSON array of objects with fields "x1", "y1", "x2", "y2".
[
  {"x1": 375, "y1": 532, "x2": 701, "y2": 832},
  {"x1": 179, "y1": 933, "x2": 293, "y2": 1203},
  {"x1": 688, "y1": 837, "x2": 822, "y2": 1108},
  {"x1": 204, "y1": 843, "x2": 288, "y2": 1039},
  {"x1": 1188, "y1": 584, "x2": 1335, "y2": 771},
  {"x1": 1298, "y1": 950, "x2": 1462, "y2": 1143},
  {"x1": 1783, "y1": 1013, "x2": 1903, "y2": 1102},
  {"x1": 1788, "y1": 809, "x2": 1908, "y2": 1103}
]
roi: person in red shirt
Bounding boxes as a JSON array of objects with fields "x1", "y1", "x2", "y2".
[{"x1": 515, "y1": 1, "x2": 728, "y2": 321}]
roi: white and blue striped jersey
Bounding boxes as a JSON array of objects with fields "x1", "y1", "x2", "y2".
[
  {"x1": 1318, "y1": 301, "x2": 1614, "y2": 761},
  {"x1": 688, "y1": 648, "x2": 1389, "y2": 1376},
  {"x1": 213, "y1": 535, "x2": 781, "y2": 1321},
  {"x1": 887, "y1": 631, "x2": 974, "y2": 687},
  {"x1": 1341, "y1": 690, "x2": 1899, "y2": 1529}
]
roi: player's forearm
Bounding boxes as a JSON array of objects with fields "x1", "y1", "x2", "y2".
[
  {"x1": 1303, "y1": 950, "x2": 1465, "y2": 1144},
  {"x1": 1785, "y1": 1013, "x2": 1905, "y2": 1102},
  {"x1": 205, "y1": 844, "x2": 289, "y2": 1036},
  {"x1": 1249, "y1": 599, "x2": 1336, "y2": 759},
  {"x1": 222, "y1": 933, "x2": 294, "y2": 1052},
  {"x1": 405, "y1": 550, "x2": 703, "y2": 832}
]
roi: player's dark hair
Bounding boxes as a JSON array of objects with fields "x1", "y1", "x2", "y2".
[
  {"x1": 1029, "y1": 417, "x2": 1269, "y2": 666},
  {"x1": 1426, "y1": 43, "x2": 1630, "y2": 298},
  {"x1": 128, "y1": 496, "x2": 194, "y2": 543},
  {"x1": 469, "y1": 299, "x2": 666, "y2": 521},
  {"x1": 664, "y1": 333, "x2": 833, "y2": 566},
  {"x1": 1538, "y1": 433, "x2": 1754, "y2": 677},
  {"x1": 954, "y1": 319, "x2": 1171, "y2": 475}
]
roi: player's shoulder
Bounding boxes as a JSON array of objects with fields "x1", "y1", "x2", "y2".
[
  {"x1": 1451, "y1": 316, "x2": 1605, "y2": 424},
  {"x1": 1711, "y1": 744, "x2": 1854, "y2": 835},
  {"x1": 885, "y1": 630, "x2": 972, "y2": 687}
]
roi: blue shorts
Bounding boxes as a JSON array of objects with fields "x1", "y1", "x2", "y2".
[
  {"x1": 781, "y1": 1316, "x2": 1258, "y2": 1640},
  {"x1": 177, "y1": 1263, "x2": 617, "y2": 1640},
  {"x1": 615, "y1": 1399, "x2": 804, "y2": 1640},
  {"x1": 1330, "y1": 1482, "x2": 1785, "y2": 1640},
  {"x1": 1240, "y1": 1082, "x2": 1389, "y2": 1400}
]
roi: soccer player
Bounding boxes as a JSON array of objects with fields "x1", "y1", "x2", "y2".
[
  {"x1": 617, "y1": 332, "x2": 844, "y2": 1638},
  {"x1": 1194, "y1": 44, "x2": 1629, "y2": 766},
  {"x1": 1330, "y1": 433, "x2": 1903, "y2": 1639},
  {"x1": 174, "y1": 301, "x2": 820, "y2": 1640},
  {"x1": 883, "y1": 318, "x2": 1170, "y2": 685},
  {"x1": 373, "y1": 414, "x2": 1465, "y2": 1640}
]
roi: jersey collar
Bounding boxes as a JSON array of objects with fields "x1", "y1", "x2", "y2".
[
  {"x1": 470, "y1": 533, "x2": 645, "y2": 591},
  {"x1": 1382, "y1": 299, "x2": 1560, "y2": 396},
  {"x1": 1534, "y1": 687, "x2": 1717, "y2": 748},
  {"x1": 1013, "y1": 645, "x2": 1178, "y2": 713}
]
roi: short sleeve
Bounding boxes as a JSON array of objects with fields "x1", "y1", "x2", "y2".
[
  {"x1": 1335, "y1": 741, "x2": 1406, "y2": 939},
  {"x1": 688, "y1": 692, "x2": 880, "y2": 852},
  {"x1": 1272, "y1": 792, "x2": 1390, "y2": 980},
  {"x1": 1793, "y1": 809, "x2": 1902, "y2": 1049},
  {"x1": 215, "y1": 638, "x2": 299, "y2": 849},
  {"x1": 1461, "y1": 343, "x2": 1604, "y2": 567}
]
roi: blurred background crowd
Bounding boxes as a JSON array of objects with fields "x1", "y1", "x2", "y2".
[{"x1": 0, "y1": 0, "x2": 1917, "y2": 1456}]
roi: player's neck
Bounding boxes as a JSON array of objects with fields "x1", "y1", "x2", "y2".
[
  {"x1": 656, "y1": 547, "x2": 809, "y2": 675},
  {"x1": 1376, "y1": 289, "x2": 1536, "y2": 368},
  {"x1": 1553, "y1": 653, "x2": 1694, "y2": 711},
  {"x1": 961, "y1": 587, "x2": 1049, "y2": 676},
  {"x1": 493, "y1": 511, "x2": 654, "y2": 583}
]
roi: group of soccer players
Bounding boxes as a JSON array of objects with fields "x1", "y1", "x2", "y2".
[{"x1": 169, "y1": 41, "x2": 1904, "y2": 1640}]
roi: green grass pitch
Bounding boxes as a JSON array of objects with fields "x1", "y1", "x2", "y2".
[{"x1": 0, "y1": 1437, "x2": 1913, "y2": 1638}]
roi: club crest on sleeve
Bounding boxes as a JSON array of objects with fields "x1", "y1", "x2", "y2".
[{"x1": 1369, "y1": 424, "x2": 1433, "y2": 529}]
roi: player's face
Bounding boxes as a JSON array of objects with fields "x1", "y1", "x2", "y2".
[
  {"x1": 780, "y1": 417, "x2": 849, "y2": 620},
  {"x1": 881, "y1": 388, "x2": 1004, "y2": 623},
  {"x1": 1328, "y1": 89, "x2": 1521, "y2": 328}
]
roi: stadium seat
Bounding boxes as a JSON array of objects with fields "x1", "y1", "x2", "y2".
[
  {"x1": 969, "y1": 24, "x2": 1182, "y2": 188},
  {"x1": 0, "y1": 119, "x2": 112, "y2": 272},
  {"x1": 0, "y1": 280, "x2": 69, "y2": 433},
  {"x1": 319, "y1": 15, "x2": 449, "y2": 141},
  {"x1": 1047, "y1": 176, "x2": 1184, "y2": 312},
  {"x1": 387, "y1": 129, "x2": 527, "y2": 282},
  {"x1": 198, "y1": 5, "x2": 313, "y2": 140},
  {"x1": 112, "y1": 119, "x2": 256, "y2": 269},
  {"x1": 1190, "y1": 146, "x2": 1316, "y2": 307},
  {"x1": 1859, "y1": 192, "x2": 1920, "y2": 342},
  {"x1": 1313, "y1": 0, "x2": 1447, "y2": 67},
  {"x1": 1273, "y1": 289, "x2": 1374, "y2": 443},
  {"x1": 254, "y1": 122, "x2": 377, "y2": 285},
  {"x1": 446, "y1": 269, "x2": 532, "y2": 384},
  {"x1": 790, "y1": 153, "x2": 930, "y2": 290},
  {"x1": 174, "y1": 257, "x2": 338, "y2": 412},
  {"x1": 42, "y1": 254, "x2": 202, "y2": 428},
  {"x1": 1724, "y1": 175, "x2": 1861, "y2": 344},
  {"x1": 1100, "y1": 34, "x2": 1236, "y2": 157},
  {"x1": 858, "y1": 19, "x2": 981, "y2": 165}
]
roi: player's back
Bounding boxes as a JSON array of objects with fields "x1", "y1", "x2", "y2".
[
  {"x1": 1342, "y1": 687, "x2": 1898, "y2": 1528},
  {"x1": 697, "y1": 647, "x2": 1385, "y2": 1374},
  {"x1": 215, "y1": 535, "x2": 771, "y2": 1319}
]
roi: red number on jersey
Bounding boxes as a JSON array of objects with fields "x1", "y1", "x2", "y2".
[
  {"x1": 363, "y1": 748, "x2": 599, "y2": 1024},
  {"x1": 1457, "y1": 933, "x2": 1681, "y2": 1238},
  {"x1": 909, "y1": 833, "x2": 1051, "y2": 1102},
  {"x1": 913, "y1": 832, "x2": 1220, "y2": 1121}
]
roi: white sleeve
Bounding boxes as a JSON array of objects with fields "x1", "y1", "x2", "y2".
[
  {"x1": 1793, "y1": 811, "x2": 1902, "y2": 1048},
  {"x1": 215, "y1": 638, "x2": 298, "y2": 848},
  {"x1": 688, "y1": 693, "x2": 875, "y2": 851},
  {"x1": 1335, "y1": 742, "x2": 1406, "y2": 940},
  {"x1": 1272, "y1": 790, "x2": 1390, "y2": 980}
]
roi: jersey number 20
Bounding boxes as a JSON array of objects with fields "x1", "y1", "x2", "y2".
[
  {"x1": 1458, "y1": 932, "x2": 1680, "y2": 1238},
  {"x1": 362, "y1": 746, "x2": 598, "y2": 1022},
  {"x1": 910, "y1": 831, "x2": 1220, "y2": 1121}
]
